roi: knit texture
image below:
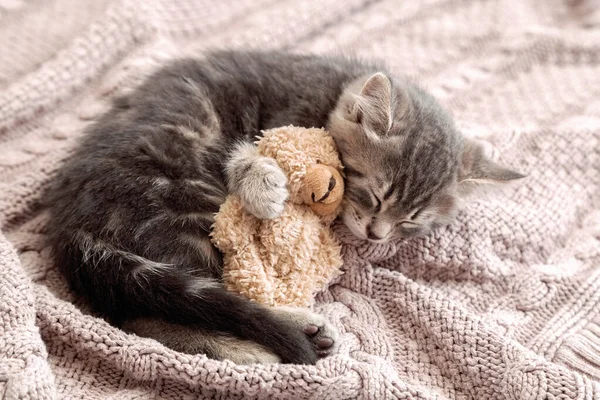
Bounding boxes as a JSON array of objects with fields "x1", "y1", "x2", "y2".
[{"x1": 1, "y1": 0, "x2": 600, "y2": 398}]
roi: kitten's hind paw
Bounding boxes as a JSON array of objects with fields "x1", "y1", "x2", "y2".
[
  {"x1": 303, "y1": 316, "x2": 338, "y2": 358},
  {"x1": 275, "y1": 307, "x2": 339, "y2": 358}
]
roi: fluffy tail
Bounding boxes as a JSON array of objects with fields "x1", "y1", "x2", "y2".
[{"x1": 56, "y1": 243, "x2": 317, "y2": 364}]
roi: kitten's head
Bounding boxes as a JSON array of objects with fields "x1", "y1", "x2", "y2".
[{"x1": 327, "y1": 73, "x2": 524, "y2": 242}]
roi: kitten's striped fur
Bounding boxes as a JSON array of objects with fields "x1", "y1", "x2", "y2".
[{"x1": 46, "y1": 51, "x2": 522, "y2": 364}]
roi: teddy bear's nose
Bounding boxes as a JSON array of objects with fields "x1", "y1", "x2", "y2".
[{"x1": 312, "y1": 176, "x2": 336, "y2": 203}]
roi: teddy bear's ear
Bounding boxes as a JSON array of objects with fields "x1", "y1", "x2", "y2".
[{"x1": 354, "y1": 73, "x2": 393, "y2": 135}]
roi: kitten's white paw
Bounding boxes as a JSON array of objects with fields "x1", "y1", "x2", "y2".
[{"x1": 239, "y1": 157, "x2": 289, "y2": 219}]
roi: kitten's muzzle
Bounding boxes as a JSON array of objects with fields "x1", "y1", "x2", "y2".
[{"x1": 366, "y1": 226, "x2": 384, "y2": 241}]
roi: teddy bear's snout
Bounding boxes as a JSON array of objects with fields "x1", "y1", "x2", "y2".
[
  {"x1": 312, "y1": 176, "x2": 336, "y2": 203},
  {"x1": 302, "y1": 164, "x2": 344, "y2": 217}
]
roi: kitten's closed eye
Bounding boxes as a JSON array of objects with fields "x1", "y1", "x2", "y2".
[
  {"x1": 382, "y1": 185, "x2": 396, "y2": 201},
  {"x1": 397, "y1": 223, "x2": 423, "y2": 237},
  {"x1": 398, "y1": 221, "x2": 419, "y2": 228},
  {"x1": 407, "y1": 207, "x2": 423, "y2": 220},
  {"x1": 394, "y1": 208, "x2": 424, "y2": 228},
  {"x1": 346, "y1": 186, "x2": 375, "y2": 210},
  {"x1": 373, "y1": 194, "x2": 382, "y2": 213}
]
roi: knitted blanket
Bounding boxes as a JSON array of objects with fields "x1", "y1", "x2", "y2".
[{"x1": 1, "y1": 0, "x2": 600, "y2": 398}]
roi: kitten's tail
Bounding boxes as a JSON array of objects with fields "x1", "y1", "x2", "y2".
[
  {"x1": 133, "y1": 272, "x2": 318, "y2": 365},
  {"x1": 57, "y1": 244, "x2": 318, "y2": 365}
]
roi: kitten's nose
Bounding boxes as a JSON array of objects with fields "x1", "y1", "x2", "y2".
[{"x1": 366, "y1": 226, "x2": 383, "y2": 241}]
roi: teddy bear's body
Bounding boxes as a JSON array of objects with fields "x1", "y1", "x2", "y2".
[{"x1": 210, "y1": 126, "x2": 344, "y2": 307}]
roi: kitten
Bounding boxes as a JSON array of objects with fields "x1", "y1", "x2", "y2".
[
  {"x1": 329, "y1": 74, "x2": 524, "y2": 242},
  {"x1": 46, "y1": 51, "x2": 522, "y2": 365}
]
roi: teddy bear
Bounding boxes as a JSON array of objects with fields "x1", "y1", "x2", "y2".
[{"x1": 210, "y1": 126, "x2": 345, "y2": 308}]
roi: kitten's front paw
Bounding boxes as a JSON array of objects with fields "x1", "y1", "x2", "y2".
[{"x1": 239, "y1": 157, "x2": 289, "y2": 219}]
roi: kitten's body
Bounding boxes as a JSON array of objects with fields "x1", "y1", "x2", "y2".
[{"x1": 47, "y1": 51, "x2": 521, "y2": 364}]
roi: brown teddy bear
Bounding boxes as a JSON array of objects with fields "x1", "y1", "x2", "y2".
[{"x1": 210, "y1": 126, "x2": 345, "y2": 307}]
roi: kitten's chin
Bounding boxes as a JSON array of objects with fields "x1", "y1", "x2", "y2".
[{"x1": 367, "y1": 237, "x2": 390, "y2": 244}]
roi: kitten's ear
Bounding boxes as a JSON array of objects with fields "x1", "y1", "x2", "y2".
[
  {"x1": 354, "y1": 72, "x2": 393, "y2": 134},
  {"x1": 458, "y1": 139, "x2": 525, "y2": 192}
]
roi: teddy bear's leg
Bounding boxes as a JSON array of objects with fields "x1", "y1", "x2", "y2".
[
  {"x1": 271, "y1": 307, "x2": 339, "y2": 358},
  {"x1": 123, "y1": 317, "x2": 280, "y2": 364}
]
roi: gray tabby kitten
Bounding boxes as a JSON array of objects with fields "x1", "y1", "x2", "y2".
[{"x1": 46, "y1": 51, "x2": 522, "y2": 365}]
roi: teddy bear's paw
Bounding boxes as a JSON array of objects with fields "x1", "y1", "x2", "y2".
[
  {"x1": 274, "y1": 307, "x2": 339, "y2": 358},
  {"x1": 239, "y1": 157, "x2": 289, "y2": 219}
]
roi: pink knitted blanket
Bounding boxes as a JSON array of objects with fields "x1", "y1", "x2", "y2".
[{"x1": 1, "y1": 0, "x2": 600, "y2": 398}]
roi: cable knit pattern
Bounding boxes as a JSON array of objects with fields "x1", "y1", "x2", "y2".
[{"x1": 1, "y1": 0, "x2": 600, "y2": 398}]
